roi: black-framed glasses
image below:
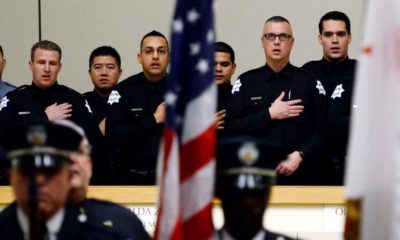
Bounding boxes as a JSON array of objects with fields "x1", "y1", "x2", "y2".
[{"x1": 263, "y1": 33, "x2": 292, "y2": 41}]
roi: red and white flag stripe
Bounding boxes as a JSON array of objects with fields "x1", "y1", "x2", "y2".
[{"x1": 155, "y1": 84, "x2": 216, "y2": 240}]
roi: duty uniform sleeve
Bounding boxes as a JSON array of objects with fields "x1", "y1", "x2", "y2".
[
  {"x1": 225, "y1": 78, "x2": 272, "y2": 134},
  {"x1": 105, "y1": 89, "x2": 158, "y2": 147},
  {"x1": 298, "y1": 79, "x2": 327, "y2": 160}
]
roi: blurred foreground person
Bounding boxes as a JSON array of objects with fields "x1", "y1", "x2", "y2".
[
  {"x1": 0, "y1": 121, "x2": 122, "y2": 239},
  {"x1": 62, "y1": 120, "x2": 150, "y2": 239},
  {"x1": 214, "y1": 137, "x2": 296, "y2": 240}
]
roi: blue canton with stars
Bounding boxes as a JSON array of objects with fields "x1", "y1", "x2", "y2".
[{"x1": 166, "y1": 0, "x2": 215, "y2": 137}]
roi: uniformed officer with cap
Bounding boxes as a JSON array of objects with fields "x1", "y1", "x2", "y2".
[
  {"x1": 62, "y1": 119, "x2": 149, "y2": 239},
  {"x1": 0, "y1": 121, "x2": 125, "y2": 240},
  {"x1": 214, "y1": 136, "x2": 296, "y2": 240},
  {"x1": 0, "y1": 40, "x2": 101, "y2": 182}
]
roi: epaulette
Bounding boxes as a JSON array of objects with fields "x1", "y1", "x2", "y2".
[{"x1": 13, "y1": 85, "x2": 29, "y2": 91}]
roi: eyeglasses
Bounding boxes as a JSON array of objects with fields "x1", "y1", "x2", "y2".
[{"x1": 263, "y1": 33, "x2": 293, "y2": 41}]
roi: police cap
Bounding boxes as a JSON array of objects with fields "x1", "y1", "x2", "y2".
[
  {"x1": 215, "y1": 136, "x2": 286, "y2": 196},
  {"x1": 1, "y1": 120, "x2": 84, "y2": 175}
]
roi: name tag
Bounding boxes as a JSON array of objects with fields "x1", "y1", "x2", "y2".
[
  {"x1": 18, "y1": 111, "x2": 30, "y2": 115},
  {"x1": 131, "y1": 108, "x2": 143, "y2": 112},
  {"x1": 250, "y1": 96, "x2": 262, "y2": 101}
]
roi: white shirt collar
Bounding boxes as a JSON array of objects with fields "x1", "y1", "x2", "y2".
[{"x1": 17, "y1": 206, "x2": 65, "y2": 240}]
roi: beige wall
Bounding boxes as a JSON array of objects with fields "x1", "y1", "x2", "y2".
[{"x1": 1, "y1": 0, "x2": 365, "y2": 93}]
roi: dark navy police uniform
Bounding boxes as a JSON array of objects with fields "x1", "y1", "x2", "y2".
[
  {"x1": 79, "y1": 198, "x2": 150, "y2": 240},
  {"x1": 215, "y1": 137, "x2": 297, "y2": 240},
  {"x1": 302, "y1": 57, "x2": 357, "y2": 185},
  {"x1": 0, "y1": 203, "x2": 128, "y2": 240},
  {"x1": 0, "y1": 82, "x2": 104, "y2": 184},
  {"x1": 217, "y1": 83, "x2": 233, "y2": 139},
  {"x1": 83, "y1": 90, "x2": 108, "y2": 125},
  {"x1": 83, "y1": 90, "x2": 114, "y2": 185},
  {"x1": 0, "y1": 121, "x2": 129, "y2": 240},
  {"x1": 106, "y1": 72, "x2": 165, "y2": 185},
  {"x1": 0, "y1": 83, "x2": 98, "y2": 144},
  {"x1": 214, "y1": 228, "x2": 295, "y2": 240},
  {"x1": 226, "y1": 63, "x2": 326, "y2": 185}
]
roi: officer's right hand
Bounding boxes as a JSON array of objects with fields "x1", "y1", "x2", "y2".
[
  {"x1": 268, "y1": 92, "x2": 304, "y2": 120},
  {"x1": 215, "y1": 109, "x2": 226, "y2": 129},
  {"x1": 45, "y1": 102, "x2": 73, "y2": 121},
  {"x1": 154, "y1": 102, "x2": 166, "y2": 124}
]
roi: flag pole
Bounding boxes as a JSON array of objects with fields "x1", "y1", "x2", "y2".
[{"x1": 38, "y1": 0, "x2": 42, "y2": 41}]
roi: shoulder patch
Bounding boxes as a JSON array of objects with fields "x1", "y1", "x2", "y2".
[
  {"x1": 315, "y1": 80, "x2": 326, "y2": 95},
  {"x1": 15, "y1": 85, "x2": 29, "y2": 91},
  {"x1": 107, "y1": 90, "x2": 121, "y2": 105},
  {"x1": 0, "y1": 96, "x2": 9, "y2": 111},
  {"x1": 231, "y1": 79, "x2": 242, "y2": 94},
  {"x1": 331, "y1": 84, "x2": 345, "y2": 99}
]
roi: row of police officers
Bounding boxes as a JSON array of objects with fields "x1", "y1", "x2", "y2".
[
  {"x1": 0, "y1": 10, "x2": 356, "y2": 239},
  {"x1": 0, "y1": 11, "x2": 356, "y2": 186}
]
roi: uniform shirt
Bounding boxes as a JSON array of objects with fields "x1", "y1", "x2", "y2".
[
  {"x1": 83, "y1": 90, "x2": 108, "y2": 125},
  {"x1": 0, "y1": 202, "x2": 125, "y2": 240},
  {"x1": 0, "y1": 82, "x2": 96, "y2": 138},
  {"x1": 0, "y1": 80, "x2": 16, "y2": 99},
  {"x1": 302, "y1": 58, "x2": 357, "y2": 184},
  {"x1": 217, "y1": 83, "x2": 232, "y2": 112},
  {"x1": 79, "y1": 198, "x2": 150, "y2": 240},
  {"x1": 217, "y1": 83, "x2": 232, "y2": 139},
  {"x1": 214, "y1": 228, "x2": 295, "y2": 240},
  {"x1": 106, "y1": 72, "x2": 165, "y2": 185},
  {"x1": 226, "y1": 63, "x2": 326, "y2": 184},
  {"x1": 83, "y1": 90, "x2": 113, "y2": 185}
]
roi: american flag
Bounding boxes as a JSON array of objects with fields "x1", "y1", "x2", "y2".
[{"x1": 154, "y1": 0, "x2": 216, "y2": 240}]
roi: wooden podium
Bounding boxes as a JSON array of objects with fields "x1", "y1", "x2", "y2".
[{"x1": 0, "y1": 186, "x2": 346, "y2": 240}]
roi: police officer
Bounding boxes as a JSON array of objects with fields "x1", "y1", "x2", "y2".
[
  {"x1": 62, "y1": 120, "x2": 149, "y2": 239},
  {"x1": 0, "y1": 40, "x2": 99, "y2": 147},
  {"x1": 0, "y1": 121, "x2": 124, "y2": 239},
  {"x1": 106, "y1": 30, "x2": 169, "y2": 185},
  {"x1": 226, "y1": 16, "x2": 326, "y2": 185},
  {"x1": 302, "y1": 11, "x2": 357, "y2": 185},
  {"x1": 214, "y1": 42, "x2": 236, "y2": 138},
  {"x1": 0, "y1": 45, "x2": 17, "y2": 99},
  {"x1": 84, "y1": 46, "x2": 122, "y2": 184},
  {"x1": 84, "y1": 46, "x2": 122, "y2": 133},
  {"x1": 214, "y1": 136, "x2": 295, "y2": 240}
]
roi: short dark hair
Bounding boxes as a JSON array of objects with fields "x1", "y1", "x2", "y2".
[
  {"x1": 215, "y1": 42, "x2": 235, "y2": 64},
  {"x1": 319, "y1": 11, "x2": 351, "y2": 35},
  {"x1": 31, "y1": 40, "x2": 62, "y2": 62},
  {"x1": 265, "y1": 16, "x2": 291, "y2": 25},
  {"x1": 89, "y1": 46, "x2": 121, "y2": 69},
  {"x1": 140, "y1": 30, "x2": 169, "y2": 50},
  {"x1": 0, "y1": 45, "x2": 3, "y2": 57}
]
